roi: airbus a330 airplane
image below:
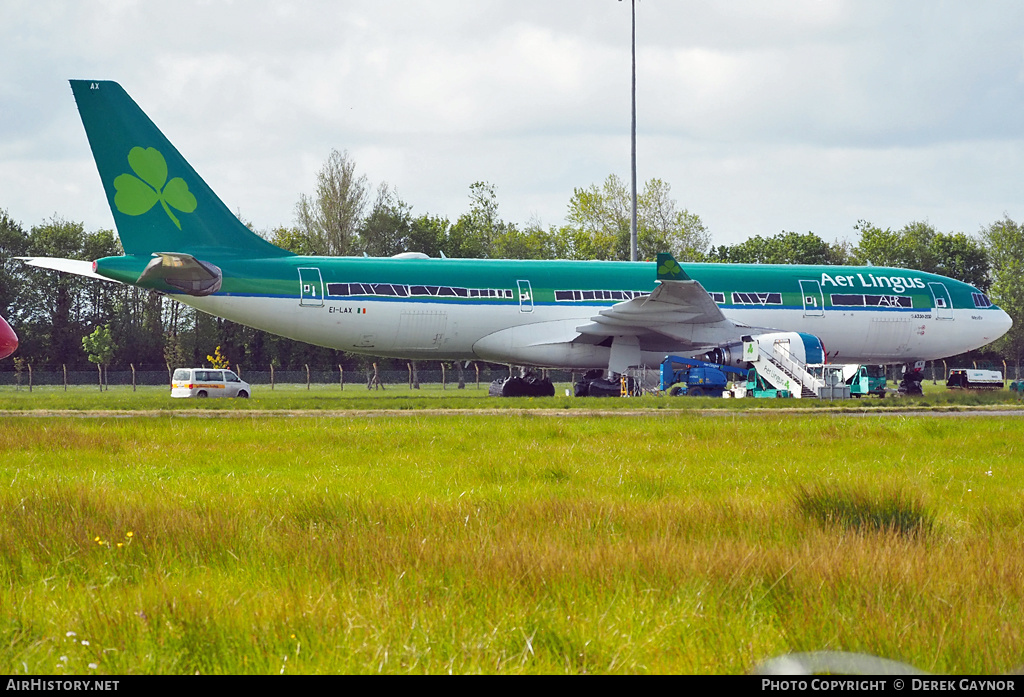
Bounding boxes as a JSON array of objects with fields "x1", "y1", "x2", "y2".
[
  {"x1": 0, "y1": 315, "x2": 17, "y2": 361},
  {"x1": 22, "y1": 80, "x2": 1012, "y2": 394}
]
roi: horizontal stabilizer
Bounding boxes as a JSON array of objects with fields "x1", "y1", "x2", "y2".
[{"x1": 17, "y1": 257, "x2": 119, "y2": 282}]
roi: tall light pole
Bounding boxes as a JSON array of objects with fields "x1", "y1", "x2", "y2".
[{"x1": 622, "y1": 0, "x2": 638, "y2": 262}]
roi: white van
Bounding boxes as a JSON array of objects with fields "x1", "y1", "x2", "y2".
[{"x1": 171, "y1": 368, "x2": 251, "y2": 399}]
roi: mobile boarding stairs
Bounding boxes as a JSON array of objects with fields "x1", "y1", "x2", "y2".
[{"x1": 741, "y1": 333, "x2": 849, "y2": 399}]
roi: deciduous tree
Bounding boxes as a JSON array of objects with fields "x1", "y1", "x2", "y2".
[
  {"x1": 709, "y1": 231, "x2": 847, "y2": 265},
  {"x1": 82, "y1": 324, "x2": 115, "y2": 390},
  {"x1": 981, "y1": 216, "x2": 1024, "y2": 363},
  {"x1": 295, "y1": 149, "x2": 369, "y2": 256},
  {"x1": 561, "y1": 175, "x2": 709, "y2": 261},
  {"x1": 359, "y1": 184, "x2": 413, "y2": 257}
]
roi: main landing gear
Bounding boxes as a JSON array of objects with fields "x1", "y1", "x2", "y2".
[
  {"x1": 489, "y1": 368, "x2": 556, "y2": 397},
  {"x1": 898, "y1": 361, "x2": 926, "y2": 396},
  {"x1": 573, "y1": 370, "x2": 639, "y2": 397}
]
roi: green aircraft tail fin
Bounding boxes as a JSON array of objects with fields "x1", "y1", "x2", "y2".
[{"x1": 70, "y1": 80, "x2": 291, "y2": 258}]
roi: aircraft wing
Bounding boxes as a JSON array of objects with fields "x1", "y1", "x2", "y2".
[
  {"x1": 581, "y1": 276, "x2": 727, "y2": 328},
  {"x1": 575, "y1": 253, "x2": 757, "y2": 350}
]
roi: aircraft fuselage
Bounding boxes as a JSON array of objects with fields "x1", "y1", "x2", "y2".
[{"x1": 97, "y1": 255, "x2": 1009, "y2": 369}]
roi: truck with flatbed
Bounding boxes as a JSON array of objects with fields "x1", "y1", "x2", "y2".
[{"x1": 946, "y1": 369, "x2": 1003, "y2": 390}]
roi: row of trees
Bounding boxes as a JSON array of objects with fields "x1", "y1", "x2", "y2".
[
  {"x1": 1, "y1": 148, "x2": 1022, "y2": 372},
  {"x1": 706, "y1": 222, "x2": 992, "y2": 291},
  {"x1": 269, "y1": 150, "x2": 710, "y2": 263}
]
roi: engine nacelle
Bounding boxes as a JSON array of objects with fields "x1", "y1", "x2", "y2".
[
  {"x1": 704, "y1": 337, "x2": 751, "y2": 369},
  {"x1": 707, "y1": 332, "x2": 825, "y2": 368},
  {"x1": 135, "y1": 253, "x2": 222, "y2": 297}
]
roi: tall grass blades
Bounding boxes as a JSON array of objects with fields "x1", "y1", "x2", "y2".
[{"x1": 795, "y1": 484, "x2": 935, "y2": 536}]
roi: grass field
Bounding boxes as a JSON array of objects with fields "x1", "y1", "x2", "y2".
[{"x1": 1, "y1": 386, "x2": 1023, "y2": 674}]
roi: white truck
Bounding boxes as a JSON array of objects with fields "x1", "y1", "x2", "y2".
[{"x1": 946, "y1": 369, "x2": 1003, "y2": 390}]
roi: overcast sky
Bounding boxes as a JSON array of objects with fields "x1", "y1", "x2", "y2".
[{"x1": 3, "y1": 0, "x2": 1023, "y2": 248}]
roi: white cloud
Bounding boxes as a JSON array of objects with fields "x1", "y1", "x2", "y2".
[{"x1": 2, "y1": 0, "x2": 1023, "y2": 245}]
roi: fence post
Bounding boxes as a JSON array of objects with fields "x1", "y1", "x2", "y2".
[
  {"x1": 475, "y1": 362, "x2": 480, "y2": 389},
  {"x1": 339, "y1": 364, "x2": 344, "y2": 390},
  {"x1": 131, "y1": 364, "x2": 136, "y2": 392},
  {"x1": 270, "y1": 364, "x2": 275, "y2": 390},
  {"x1": 408, "y1": 362, "x2": 413, "y2": 389},
  {"x1": 1004, "y1": 360, "x2": 1008, "y2": 388},
  {"x1": 441, "y1": 362, "x2": 446, "y2": 390},
  {"x1": 305, "y1": 364, "x2": 310, "y2": 390},
  {"x1": 28, "y1": 364, "x2": 32, "y2": 392},
  {"x1": 63, "y1": 364, "x2": 67, "y2": 392}
]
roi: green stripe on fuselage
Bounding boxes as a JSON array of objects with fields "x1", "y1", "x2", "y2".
[{"x1": 95, "y1": 255, "x2": 993, "y2": 312}]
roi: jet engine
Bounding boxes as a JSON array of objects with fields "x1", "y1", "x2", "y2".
[
  {"x1": 706, "y1": 332, "x2": 825, "y2": 368},
  {"x1": 704, "y1": 337, "x2": 753, "y2": 368}
]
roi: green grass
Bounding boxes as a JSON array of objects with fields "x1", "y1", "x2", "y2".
[
  {"x1": 2, "y1": 412, "x2": 1024, "y2": 674},
  {"x1": 795, "y1": 484, "x2": 935, "y2": 536}
]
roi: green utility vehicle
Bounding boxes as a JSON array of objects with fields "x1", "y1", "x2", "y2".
[
  {"x1": 842, "y1": 364, "x2": 887, "y2": 397},
  {"x1": 735, "y1": 367, "x2": 791, "y2": 399}
]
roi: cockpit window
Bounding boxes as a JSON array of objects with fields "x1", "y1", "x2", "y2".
[{"x1": 973, "y1": 292, "x2": 993, "y2": 308}]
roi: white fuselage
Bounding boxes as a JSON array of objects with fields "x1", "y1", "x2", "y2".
[{"x1": 182, "y1": 292, "x2": 1008, "y2": 369}]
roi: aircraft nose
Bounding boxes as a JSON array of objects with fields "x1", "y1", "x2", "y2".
[
  {"x1": 989, "y1": 307, "x2": 1013, "y2": 343},
  {"x1": 0, "y1": 315, "x2": 17, "y2": 360}
]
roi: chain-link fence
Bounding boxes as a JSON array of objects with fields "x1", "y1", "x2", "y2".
[
  {"x1": 0, "y1": 366, "x2": 580, "y2": 388},
  {"x1": 0, "y1": 360, "x2": 1019, "y2": 388}
]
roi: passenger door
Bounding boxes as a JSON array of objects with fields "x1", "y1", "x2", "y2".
[
  {"x1": 799, "y1": 280, "x2": 824, "y2": 317},
  {"x1": 298, "y1": 267, "x2": 325, "y2": 307},
  {"x1": 197, "y1": 370, "x2": 226, "y2": 397},
  {"x1": 928, "y1": 282, "x2": 953, "y2": 320},
  {"x1": 517, "y1": 280, "x2": 534, "y2": 313}
]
